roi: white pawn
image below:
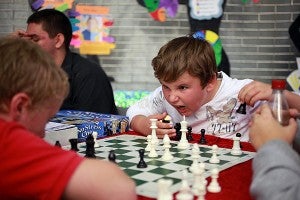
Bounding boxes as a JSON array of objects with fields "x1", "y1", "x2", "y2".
[
  {"x1": 192, "y1": 164, "x2": 206, "y2": 196},
  {"x1": 207, "y1": 168, "x2": 221, "y2": 193},
  {"x1": 162, "y1": 135, "x2": 173, "y2": 161},
  {"x1": 150, "y1": 118, "x2": 159, "y2": 144},
  {"x1": 145, "y1": 135, "x2": 152, "y2": 151},
  {"x1": 176, "y1": 170, "x2": 194, "y2": 200},
  {"x1": 157, "y1": 179, "x2": 173, "y2": 200},
  {"x1": 189, "y1": 157, "x2": 199, "y2": 173},
  {"x1": 209, "y1": 145, "x2": 220, "y2": 164},
  {"x1": 92, "y1": 131, "x2": 100, "y2": 147},
  {"x1": 148, "y1": 137, "x2": 158, "y2": 158},
  {"x1": 191, "y1": 143, "x2": 201, "y2": 159},
  {"x1": 231, "y1": 134, "x2": 242, "y2": 155}
]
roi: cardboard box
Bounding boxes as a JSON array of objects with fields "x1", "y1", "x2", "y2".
[
  {"x1": 45, "y1": 122, "x2": 78, "y2": 146},
  {"x1": 50, "y1": 110, "x2": 129, "y2": 142}
]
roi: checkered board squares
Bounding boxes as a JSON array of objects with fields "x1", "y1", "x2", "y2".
[{"x1": 63, "y1": 134, "x2": 255, "y2": 198}]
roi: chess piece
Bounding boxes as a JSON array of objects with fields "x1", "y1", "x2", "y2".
[
  {"x1": 145, "y1": 135, "x2": 152, "y2": 151},
  {"x1": 150, "y1": 118, "x2": 159, "y2": 144},
  {"x1": 209, "y1": 145, "x2": 220, "y2": 164},
  {"x1": 157, "y1": 179, "x2": 173, "y2": 200},
  {"x1": 191, "y1": 143, "x2": 201, "y2": 159},
  {"x1": 137, "y1": 149, "x2": 147, "y2": 168},
  {"x1": 199, "y1": 129, "x2": 207, "y2": 144},
  {"x1": 187, "y1": 126, "x2": 193, "y2": 141},
  {"x1": 174, "y1": 122, "x2": 181, "y2": 141},
  {"x1": 176, "y1": 169, "x2": 194, "y2": 200},
  {"x1": 92, "y1": 131, "x2": 100, "y2": 147},
  {"x1": 108, "y1": 150, "x2": 116, "y2": 163},
  {"x1": 85, "y1": 134, "x2": 96, "y2": 158},
  {"x1": 162, "y1": 115, "x2": 172, "y2": 123},
  {"x1": 231, "y1": 133, "x2": 242, "y2": 155},
  {"x1": 148, "y1": 137, "x2": 158, "y2": 158},
  {"x1": 191, "y1": 162, "x2": 206, "y2": 196},
  {"x1": 236, "y1": 102, "x2": 247, "y2": 114},
  {"x1": 54, "y1": 140, "x2": 61, "y2": 147},
  {"x1": 207, "y1": 168, "x2": 221, "y2": 193},
  {"x1": 178, "y1": 116, "x2": 190, "y2": 149},
  {"x1": 69, "y1": 138, "x2": 79, "y2": 151}
]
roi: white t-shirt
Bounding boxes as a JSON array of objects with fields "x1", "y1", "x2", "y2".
[{"x1": 127, "y1": 72, "x2": 261, "y2": 141}]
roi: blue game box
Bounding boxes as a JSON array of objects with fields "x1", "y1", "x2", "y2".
[{"x1": 50, "y1": 110, "x2": 129, "y2": 142}]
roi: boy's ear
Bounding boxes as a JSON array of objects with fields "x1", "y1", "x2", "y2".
[
  {"x1": 205, "y1": 74, "x2": 218, "y2": 92},
  {"x1": 55, "y1": 33, "x2": 65, "y2": 49},
  {"x1": 10, "y1": 93, "x2": 30, "y2": 121}
]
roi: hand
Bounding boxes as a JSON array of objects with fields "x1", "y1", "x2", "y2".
[
  {"x1": 238, "y1": 81, "x2": 272, "y2": 107},
  {"x1": 249, "y1": 104, "x2": 298, "y2": 150},
  {"x1": 10, "y1": 30, "x2": 31, "y2": 40},
  {"x1": 147, "y1": 112, "x2": 176, "y2": 139}
]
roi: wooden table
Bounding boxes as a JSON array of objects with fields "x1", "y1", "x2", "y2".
[{"x1": 124, "y1": 131, "x2": 256, "y2": 200}]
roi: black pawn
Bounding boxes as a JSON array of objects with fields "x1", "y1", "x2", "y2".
[
  {"x1": 187, "y1": 126, "x2": 193, "y2": 141},
  {"x1": 108, "y1": 150, "x2": 116, "y2": 163},
  {"x1": 199, "y1": 129, "x2": 207, "y2": 144},
  {"x1": 137, "y1": 149, "x2": 147, "y2": 168},
  {"x1": 236, "y1": 103, "x2": 247, "y2": 114},
  {"x1": 55, "y1": 140, "x2": 61, "y2": 147},
  {"x1": 69, "y1": 138, "x2": 79, "y2": 151},
  {"x1": 85, "y1": 134, "x2": 96, "y2": 158}
]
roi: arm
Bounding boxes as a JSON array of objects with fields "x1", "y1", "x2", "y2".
[
  {"x1": 63, "y1": 159, "x2": 137, "y2": 200},
  {"x1": 238, "y1": 81, "x2": 300, "y2": 111},
  {"x1": 249, "y1": 104, "x2": 300, "y2": 200}
]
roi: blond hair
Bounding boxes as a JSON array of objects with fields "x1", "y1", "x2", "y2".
[
  {"x1": 0, "y1": 37, "x2": 69, "y2": 112},
  {"x1": 152, "y1": 35, "x2": 217, "y2": 88}
]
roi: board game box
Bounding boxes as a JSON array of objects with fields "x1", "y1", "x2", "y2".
[
  {"x1": 50, "y1": 110, "x2": 129, "y2": 142},
  {"x1": 44, "y1": 122, "x2": 78, "y2": 146},
  {"x1": 62, "y1": 134, "x2": 255, "y2": 198}
]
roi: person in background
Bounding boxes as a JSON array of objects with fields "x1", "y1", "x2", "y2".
[
  {"x1": 289, "y1": 14, "x2": 300, "y2": 52},
  {"x1": 249, "y1": 103, "x2": 300, "y2": 200},
  {"x1": 0, "y1": 37, "x2": 136, "y2": 199},
  {"x1": 126, "y1": 32, "x2": 262, "y2": 142},
  {"x1": 13, "y1": 9, "x2": 118, "y2": 114}
]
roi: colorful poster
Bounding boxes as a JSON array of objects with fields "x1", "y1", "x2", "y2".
[{"x1": 72, "y1": 4, "x2": 116, "y2": 55}]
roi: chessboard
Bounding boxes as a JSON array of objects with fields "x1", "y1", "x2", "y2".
[{"x1": 62, "y1": 134, "x2": 255, "y2": 198}]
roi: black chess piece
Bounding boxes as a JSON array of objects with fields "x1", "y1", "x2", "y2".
[
  {"x1": 173, "y1": 123, "x2": 181, "y2": 141},
  {"x1": 187, "y1": 126, "x2": 193, "y2": 141},
  {"x1": 199, "y1": 129, "x2": 207, "y2": 144},
  {"x1": 85, "y1": 134, "x2": 96, "y2": 158},
  {"x1": 69, "y1": 138, "x2": 79, "y2": 151},
  {"x1": 55, "y1": 140, "x2": 61, "y2": 147},
  {"x1": 137, "y1": 149, "x2": 147, "y2": 168},
  {"x1": 236, "y1": 103, "x2": 247, "y2": 114},
  {"x1": 108, "y1": 150, "x2": 116, "y2": 163}
]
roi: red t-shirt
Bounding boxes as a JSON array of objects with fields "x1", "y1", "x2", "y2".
[{"x1": 0, "y1": 119, "x2": 84, "y2": 199}]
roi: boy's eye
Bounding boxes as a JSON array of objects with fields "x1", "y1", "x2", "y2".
[
  {"x1": 162, "y1": 85, "x2": 169, "y2": 90},
  {"x1": 179, "y1": 85, "x2": 188, "y2": 90}
]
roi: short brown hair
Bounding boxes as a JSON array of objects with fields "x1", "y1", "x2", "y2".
[
  {"x1": 0, "y1": 37, "x2": 69, "y2": 112},
  {"x1": 152, "y1": 35, "x2": 217, "y2": 88}
]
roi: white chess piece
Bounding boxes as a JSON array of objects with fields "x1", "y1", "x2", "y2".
[
  {"x1": 145, "y1": 135, "x2": 152, "y2": 151},
  {"x1": 191, "y1": 143, "x2": 201, "y2": 159},
  {"x1": 231, "y1": 135, "x2": 242, "y2": 155},
  {"x1": 148, "y1": 137, "x2": 158, "y2": 158},
  {"x1": 157, "y1": 179, "x2": 173, "y2": 200},
  {"x1": 92, "y1": 131, "x2": 100, "y2": 147},
  {"x1": 150, "y1": 119, "x2": 159, "y2": 144},
  {"x1": 209, "y1": 145, "x2": 220, "y2": 164},
  {"x1": 178, "y1": 116, "x2": 190, "y2": 149},
  {"x1": 192, "y1": 163, "x2": 207, "y2": 196},
  {"x1": 162, "y1": 134, "x2": 173, "y2": 161},
  {"x1": 176, "y1": 169, "x2": 194, "y2": 200},
  {"x1": 207, "y1": 168, "x2": 221, "y2": 193}
]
